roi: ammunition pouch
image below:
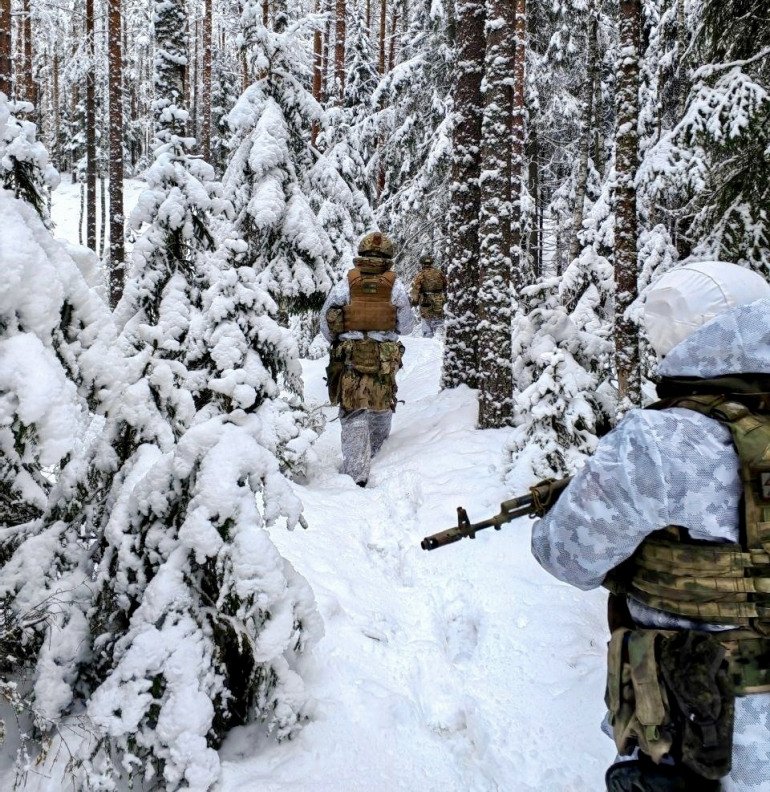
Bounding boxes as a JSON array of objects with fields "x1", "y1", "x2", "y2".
[
  {"x1": 350, "y1": 338, "x2": 381, "y2": 374},
  {"x1": 606, "y1": 628, "x2": 735, "y2": 781},
  {"x1": 337, "y1": 339, "x2": 403, "y2": 412},
  {"x1": 326, "y1": 307, "x2": 345, "y2": 337},
  {"x1": 326, "y1": 343, "x2": 344, "y2": 406}
]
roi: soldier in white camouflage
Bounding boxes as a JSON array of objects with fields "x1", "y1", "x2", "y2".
[
  {"x1": 410, "y1": 254, "x2": 447, "y2": 338},
  {"x1": 532, "y1": 262, "x2": 770, "y2": 792},
  {"x1": 321, "y1": 232, "x2": 414, "y2": 487}
]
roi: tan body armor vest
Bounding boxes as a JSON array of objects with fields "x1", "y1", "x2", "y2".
[
  {"x1": 605, "y1": 394, "x2": 770, "y2": 636},
  {"x1": 342, "y1": 268, "x2": 397, "y2": 333}
]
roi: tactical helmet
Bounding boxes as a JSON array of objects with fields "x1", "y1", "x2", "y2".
[
  {"x1": 358, "y1": 232, "x2": 394, "y2": 259},
  {"x1": 643, "y1": 261, "x2": 770, "y2": 357},
  {"x1": 420, "y1": 254, "x2": 434, "y2": 267}
]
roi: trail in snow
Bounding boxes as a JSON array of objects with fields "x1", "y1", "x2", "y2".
[{"x1": 220, "y1": 337, "x2": 613, "y2": 792}]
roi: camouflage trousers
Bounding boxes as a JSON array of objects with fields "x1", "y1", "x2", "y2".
[{"x1": 340, "y1": 408, "x2": 393, "y2": 485}]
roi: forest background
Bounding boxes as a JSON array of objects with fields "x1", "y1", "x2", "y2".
[{"x1": 0, "y1": 0, "x2": 768, "y2": 789}]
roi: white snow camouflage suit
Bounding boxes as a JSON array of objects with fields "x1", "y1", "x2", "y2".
[
  {"x1": 532, "y1": 297, "x2": 770, "y2": 792},
  {"x1": 320, "y1": 273, "x2": 414, "y2": 485}
]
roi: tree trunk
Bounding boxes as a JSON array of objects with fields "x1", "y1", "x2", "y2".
[
  {"x1": 476, "y1": 0, "x2": 517, "y2": 427},
  {"x1": 441, "y1": 0, "x2": 485, "y2": 391},
  {"x1": 0, "y1": 0, "x2": 11, "y2": 96},
  {"x1": 312, "y1": 0, "x2": 323, "y2": 144},
  {"x1": 378, "y1": 0, "x2": 386, "y2": 73},
  {"x1": 322, "y1": 0, "x2": 333, "y2": 97},
  {"x1": 614, "y1": 0, "x2": 642, "y2": 410},
  {"x1": 569, "y1": 9, "x2": 597, "y2": 265},
  {"x1": 510, "y1": 0, "x2": 527, "y2": 291},
  {"x1": 22, "y1": 0, "x2": 36, "y2": 108},
  {"x1": 201, "y1": 0, "x2": 212, "y2": 160},
  {"x1": 86, "y1": 0, "x2": 97, "y2": 251},
  {"x1": 387, "y1": 2, "x2": 400, "y2": 73},
  {"x1": 52, "y1": 48, "x2": 60, "y2": 168},
  {"x1": 335, "y1": 0, "x2": 346, "y2": 102},
  {"x1": 108, "y1": 0, "x2": 125, "y2": 307}
]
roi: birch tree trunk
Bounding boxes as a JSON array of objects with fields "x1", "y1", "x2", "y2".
[
  {"x1": 614, "y1": 0, "x2": 641, "y2": 410},
  {"x1": 476, "y1": 0, "x2": 516, "y2": 427},
  {"x1": 108, "y1": 0, "x2": 125, "y2": 307},
  {"x1": 442, "y1": 0, "x2": 485, "y2": 391},
  {"x1": 86, "y1": 0, "x2": 97, "y2": 251}
]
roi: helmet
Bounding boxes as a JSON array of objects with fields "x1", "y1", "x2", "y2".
[
  {"x1": 643, "y1": 261, "x2": 770, "y2": 357},
  {"x1": 420, "y1": 254, "x2": 434, "y2": 267},
  {"x1": 358, "y1": 232, "x2": 394, "y2": 259}
]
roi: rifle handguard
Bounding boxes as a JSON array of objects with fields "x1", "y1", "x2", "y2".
[{"x1": 421, "y1": 476, "x2": 573, "y2": 551}]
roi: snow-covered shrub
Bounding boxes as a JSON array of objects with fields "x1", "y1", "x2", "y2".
[
  {"x1": 507, "y1": 248, "x2": 615, "y2": 482},
  {"x1": 0, "y1": 93, "x2": 59, "y2": 224}
]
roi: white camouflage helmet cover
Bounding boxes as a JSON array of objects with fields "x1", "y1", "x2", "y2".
[{"x1": 643, "y1": 261, "x2": 770, "y2": 357}]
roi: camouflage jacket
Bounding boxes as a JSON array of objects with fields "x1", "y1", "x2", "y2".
[{"x1": 531, "y1": 297, "x2": 770, "y2": 790}]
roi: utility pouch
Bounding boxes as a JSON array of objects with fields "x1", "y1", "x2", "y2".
[
  {"x1": 325, "y1": 346, "x2": 344, "y2": 406},
  {"x1": 326, "y1": 307, "x2": 344, "y2": 337},
  {"x1": 606, "y1": 629, "x2": 674, "y2": 763},
  {"x1": 658, "y1": 631, "x2": 735, "y2": 780},
  {"x1": 378, "y1": 341, "x2": 404, "y2": 376},
  {"x1": 351, "y1": 338, "x2": 381, "y2": 375}
]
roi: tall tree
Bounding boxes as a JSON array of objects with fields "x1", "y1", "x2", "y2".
[
  {"x1": 614, "y1": 0, "x2": 642, "y2": 409},
  {"x1": 476, "y1": 0, "x2": 516, "y2": 427},
  {"x1": 0, "y1": 0, "x2": 11, "y2": 96},
  {"x1": 442, "y1": 0, "x2": 484, "y2": 390},
  {"x1": 108, "y1": 0, "x2": 125, "y2": 307},
  {"x1": 334, "y1": 0, "x2": 346, "y2": 101},
  {"x1": 201, "y1": 0, "x2": 212, "y2": 159},
  {"x1": 85, "y1": 0, "x2": 97, "y2": 251}
]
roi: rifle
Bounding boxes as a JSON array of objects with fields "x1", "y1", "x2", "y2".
[{"x1": 421, "y1": 477, "x2": 572, "y2": 551}]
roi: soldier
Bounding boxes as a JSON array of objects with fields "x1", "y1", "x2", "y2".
[
  {"x1": 320, "y1": 232, "x2": 414, "y2": 487},
  {"x1": 410, "y1": 254, "x2": 447, "y2": 338},
  {"x1": 531, "y1": 262, "x2": 770, "y2": 792}
]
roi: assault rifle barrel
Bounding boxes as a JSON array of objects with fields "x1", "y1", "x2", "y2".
[{"x1": 420, "y1": 476, "x2": 572, "y2": 551}]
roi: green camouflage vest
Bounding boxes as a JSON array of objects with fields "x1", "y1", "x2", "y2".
[{"x1": 604, "y1": 392, "x2": 770, "y2": 691}]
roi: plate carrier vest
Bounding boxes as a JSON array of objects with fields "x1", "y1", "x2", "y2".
[
  {"x1": 342, "y1": 267, "x2": 397, "y2": 333},
  {"x1": 604, "y1": 392, "x2": 770, "y2": 693}
]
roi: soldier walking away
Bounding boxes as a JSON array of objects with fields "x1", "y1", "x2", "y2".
[
  {"x1": 530, "y1": 261, "x2": 770, "y2": 792},
  {"x1": 321, "y1": 232, "x2": 414, "y2": 487},
  {"x1": 410, "y1": 254, "x2": 447, "y2": 338}
]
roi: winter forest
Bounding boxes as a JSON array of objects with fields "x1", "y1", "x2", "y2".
[{"x1": 0, "y1": 0, "x2": 768, "y2": 789}]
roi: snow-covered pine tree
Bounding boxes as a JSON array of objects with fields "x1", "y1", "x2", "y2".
[
  {"x1": 372, "y1": 0, "x2": 454, "y2": 277},
  {"x1": 506, "y1": 265, "x2": 615, "y2": 482},
  {"x1": 442, "y1": 0, "x2": 484, "y2": 390},
  {"x1": 0, "y1": 92, "x2": 59, "y2": 222},
  {"x1": 0, "y1": 109, "x2": 114, "y2": 771},
  {"x1": 650, "y1": 0, "x2": 770, "y2": 271},
  {"x1": 33, "y1": 4, "x2": 324, "y2": 787},
  {"x1": 224, "y1": 7, "x2": 335, "y2": 319}
]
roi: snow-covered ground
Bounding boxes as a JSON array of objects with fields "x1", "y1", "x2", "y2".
[
  {"x1": 38, "y1": 183, "x2": 613, "y2": 791},
  {"x1": 50, "y1": 175, "x2": 146, "y2": 253}
]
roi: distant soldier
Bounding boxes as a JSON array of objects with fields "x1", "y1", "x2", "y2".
[
  {"x1": 321, "y1": 232, "x2": 414, "y2": 487},
  {"x1": 410, "y1": 254, "x2": 447, "y2": 338}
]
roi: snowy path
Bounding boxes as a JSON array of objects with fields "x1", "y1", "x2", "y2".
[{"x1": 220, "y1": 337, "x2": 613, "y2": 792}]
